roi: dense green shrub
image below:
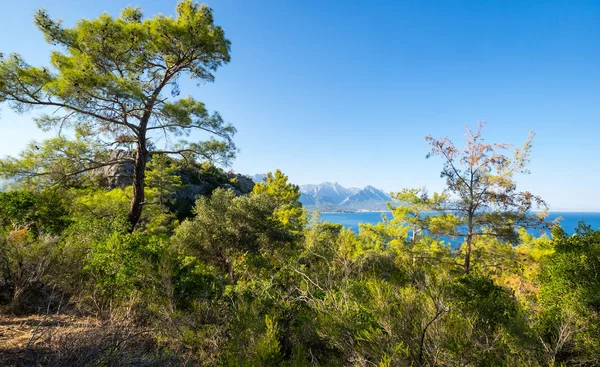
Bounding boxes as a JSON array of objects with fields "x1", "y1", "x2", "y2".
[
  {"x1": 0, "y1": 190, "x2": 71, "y2": 235},
  {"x1": 0, "y1": 171, "x2": 598, "y2": 366}
]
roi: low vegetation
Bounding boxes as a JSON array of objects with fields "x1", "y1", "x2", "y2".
[
  {"x1": 0, "y1": 2, "x2": 598, "y2": 366},
  {"x1": 1, "y1": 156, "x2": 598, "y2": 366}
]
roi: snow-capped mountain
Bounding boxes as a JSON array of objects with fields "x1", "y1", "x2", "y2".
[
  {"x1": 299, "y1": 182, "x2": 391, "y2": 211},
  {"x1": 299, "y1": 182, "x2": 354, "y2": 206},
  {"x1": 247, "y1": 174, "x2": 391, "y2": 212},
  {"x1": 250, "y1": 174, "x2": 267, "y2": 183}
]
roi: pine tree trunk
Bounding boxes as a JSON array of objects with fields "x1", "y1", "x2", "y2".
[
  {"x1": 126, "y1": 82, "x2": 166, "y2": 232},
  {"x1": 127, "y1": 142, "x2": 147, "y2": 232}
]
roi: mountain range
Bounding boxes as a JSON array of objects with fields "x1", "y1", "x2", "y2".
[
  {"x1": 249, "y1": 174, "x2": 391, "y2": 212},
  {"x1": 299, "y1": 182, "x2": 391, "y2": 211}
]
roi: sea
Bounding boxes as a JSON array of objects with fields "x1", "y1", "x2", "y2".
[{"x1": 320, "y1": 212, "x2": 600, "y2": 237}]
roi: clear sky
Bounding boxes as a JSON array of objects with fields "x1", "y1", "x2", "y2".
[{"x1": 0, "y1": 0, "x2": 599, "y2": 210}]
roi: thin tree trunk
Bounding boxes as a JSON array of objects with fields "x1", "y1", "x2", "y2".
[
  {"x1": 465, "y1": 207, "x2": 474, "y2": 274},
  {"x1": 125, "y1": 73, "x2": 171, "y2": 232},
  {"x1": 127, "y1": 140, "x2": 147, "y2": 232},
  {"x1": 465, "y1": 234, "x2": 472, "y2": 274},
  {"x1": 10, "y1": 287, "x2": 25, "y2": 312}
]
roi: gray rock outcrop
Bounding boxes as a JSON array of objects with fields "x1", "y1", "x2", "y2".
[
  {"x1": 92, "y1": 151, "x2": 256, "y2": 204},
  {"x1": 227, "y1": 172, "x2": 255, "y2": 193},
  {"x1": 94, "y1": 150, "x2": 135, "y2": 188}
]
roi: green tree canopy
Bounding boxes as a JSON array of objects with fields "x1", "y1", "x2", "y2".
[
  {"x1": 0, "y1": 0, "x2": 235, "y2": 231},
  {"x1": 252, "y1": 169, "x2": 306, "y2": 233},
  {"x1": 388, "y1": 188, "x2": 458, "y2": 244},
  {"x1": 537, "y1": 225, "x2": 600, "y2": 363}
]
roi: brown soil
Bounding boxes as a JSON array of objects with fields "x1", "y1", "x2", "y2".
[{"x1": 0, "y1": 314, "x2": 100, "y2": 367}]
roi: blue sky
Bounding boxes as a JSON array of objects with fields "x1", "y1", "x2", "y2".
[{"x1": 0, "y1": 0, "x2": 599, "y2": 210}]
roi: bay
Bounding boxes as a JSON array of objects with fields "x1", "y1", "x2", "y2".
[{"x1": 320, "y1": 211, "x2": 600, "y2": 237}]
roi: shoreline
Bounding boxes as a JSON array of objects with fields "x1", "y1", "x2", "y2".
[{"x1": 316, "y1": 210, "x2": 600, "y2": 214}]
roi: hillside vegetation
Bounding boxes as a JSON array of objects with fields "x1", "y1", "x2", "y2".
[
  {"x1": 1, "y1": 2, "x2": 599, "y2": 366},
  {"x1": 1, "y1": 163, "x2": 599, "y2": 366}
]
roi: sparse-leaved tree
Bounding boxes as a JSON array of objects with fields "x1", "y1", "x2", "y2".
[{"x1": 425, "y1": 122, "x2": 547, "y2": 273}]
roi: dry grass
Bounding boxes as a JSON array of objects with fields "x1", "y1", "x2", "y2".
[
  {"x1": 0, "y1": 314, "x2": 99, "y2": 366},
  {"x1": 0, "y1": 313, "x2": 182, "y2": 366}
]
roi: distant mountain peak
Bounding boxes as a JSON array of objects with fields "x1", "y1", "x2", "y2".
[
  {"x1": 299, "y1": 182, "x2": 390, "y2": 212},
  {"x1": 249, "y1": 173, "x2": 267, "y2": 183},
  {"x1": 247, "y1": 175, "x2": 390, "y2": 212}
]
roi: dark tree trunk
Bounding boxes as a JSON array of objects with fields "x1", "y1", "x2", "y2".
[
  {"x1": 127, "y1": 139, "x2": 147, "y2": 232},
  {"x1": 126, "y1": 79, "x2": 168, "y2": 232},
  {"x1": 465, "y1": 232, "x2": 472, "y2": 274},
  {"x1": 465, "y1": 212, "x2": 474, "y2": 274}
]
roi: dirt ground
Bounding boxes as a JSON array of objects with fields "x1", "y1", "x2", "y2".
[{"x1": 0, "y1": 314, "x2": 101, "y2": 367}]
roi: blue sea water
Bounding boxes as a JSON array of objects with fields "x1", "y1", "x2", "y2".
[{"x1": 320, "y1": 212, "x2": 600, "y2": 237}]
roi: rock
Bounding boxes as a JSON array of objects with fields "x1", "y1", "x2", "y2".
[
  {"x1": 218, "y1": 183, "x2": 242, "y2": 196},
  {"x1": 172, "y1": 182, "x2": 211, "y2": 202},
  {"x1": 93, "y1": 150, "x2": 257, "y2": 201},
  {"x1": 94, "y1": 150, "x2": 135, "y2": 188},
  {"x1": 226, "y1": 172, "x2": 255, "y2": 194}
]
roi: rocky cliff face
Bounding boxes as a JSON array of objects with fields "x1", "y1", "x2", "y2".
[
  {"x1": 94, "y1": 151, "x2": 255, "y2": 200},
  {"x1": 95, "y1": 150, "x2": 135, "y2": 188},
  {"x1": 171, "y1": 171, "x2": 255, "y2": 203},
  {"x1": 227, "y1": 173, "x2": 255, "y2": 194}
]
